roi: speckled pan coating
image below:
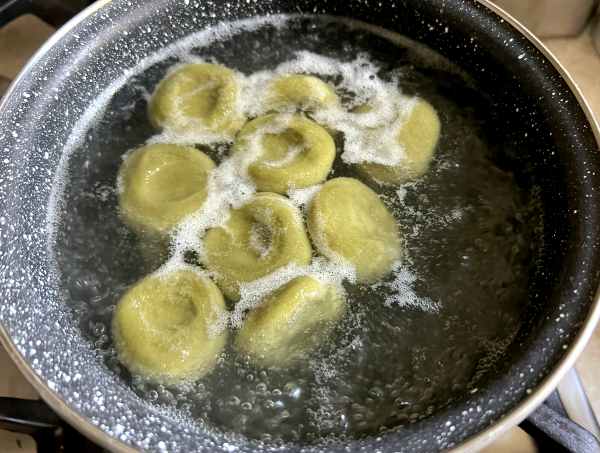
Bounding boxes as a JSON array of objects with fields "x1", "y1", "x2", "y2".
[{"x1": 0, "y1": 0, "x2": 600, "y2": 452}]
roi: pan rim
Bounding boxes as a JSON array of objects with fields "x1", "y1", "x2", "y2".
[
  {"x1": 0, "y1": 0, "x2": 598, "y2": 452},
  {"x1": 449, "y1": 2, "x2": 600, "y2": 451},
  {"x1": 0, "y1": 3, "x2": 136, "y2": 450}
]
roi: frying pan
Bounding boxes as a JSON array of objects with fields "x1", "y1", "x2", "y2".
[{"x1": 0, "y1": 0, "x2": 600, "y2": 451}]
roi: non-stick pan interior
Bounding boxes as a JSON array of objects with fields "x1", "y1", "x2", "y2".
[{"x1": 0, "y1": 1, "x2": 599, "y2": 452}]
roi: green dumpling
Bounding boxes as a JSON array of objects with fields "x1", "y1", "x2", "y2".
[
  {"x1": 358, "y1": 99, "x2": 441, "y2": 184},
  {"x1": 112, "y1": 269, "x2": 227, "y2": 384},
  {"x1": 236, "y1": 276, "x2": 345, "y2": 367},
  {"x1": 202, "y1": 192, "x2": 312, "y2": 300},
  {"x1": 148, "y1": 63, "x2": 245, "y2": 135},
  {"x1": 233, "y1": 114, "x2": 335, "y2": 193},
  {"x1": 266, "y1": 74, "x2": 338, "y2": 111},
  {"x1": 308, "y1": 177, "x2": 402, "y2": 282},
  {"x1": 118, "y1": 144, "x2": 215, "y2": 237}
]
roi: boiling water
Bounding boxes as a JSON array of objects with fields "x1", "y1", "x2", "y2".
[{"x1": 52, "y1": 16, "x2": 542, "y2": 444}]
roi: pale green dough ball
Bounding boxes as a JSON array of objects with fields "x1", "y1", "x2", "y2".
[
  {"x1": 118, "y1": 144, "x2": 215, "y2": 237},
  {"x1": 112, "y1": 269, "x2": 228, "y2": 384},
  {"x1": 233, "y1": 114, "x2": 335, "y2": 193},
  {"x1": 308, "y1": 177, "x2": 402, "y2": 282},
  {"x1": 358, "y1": 99, "x2": 441, "y2": 184},
  {"x1": 266, "y1": 74, "x2": 338, "y2": 111},
  {"x1": 148, "y1": 63, "x2": 245, "y2": 135},
  {"x1": 203, "y1": 192, "x2": 313, "y2": 300},
  {"x1": 236, "y1": 276, "x2": 345, "y2": 367}
]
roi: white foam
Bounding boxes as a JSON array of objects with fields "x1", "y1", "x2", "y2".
[
  {"x1": 393, "y1": 180, "x2": 466, "y2": 238},
  {"x1": 153, "y1": 260, "x2": 204, "y2": 280},
  {"x1": 114, "y1": 148, "x2": 137, "y2": 196},
  {"x1": 171, "y1": 153, "x2": 257, "y2": 259},
  {"x1": 229, "y1": 257, "x2": 356, "y2": 329},
  {"x1": 239, "y1": 70, "x2": 276, "y2": 118},
  {"x1": 147, "y1": 126, "x2": 235, "y2": 147},
  {"x1": 278, "y1": 51, "x2": 416, "y2": 165},
  {"x1": 379, "y1": 264, "x2": 439, "y2": 312},
  {"x1": 396, "y1": 186, "x2": 408, "y2": 204},
  {"x1": 287, "y1": 184, "x2": 322, "y2": 209},
  {"x1": 237, "y1": 51, "x2": 418, "y2": 167}
]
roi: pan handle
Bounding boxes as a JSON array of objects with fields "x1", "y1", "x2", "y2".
[
  {"x1": 0, "y1": 396, "x2": 105, "y2": 453},
  {"x1": 520, "y1": 389, "x2": 600, "y2": 453},
  {"x1": 0, "y1": 396, "x2": 61, "y2": 432},
  {"x1": 0, "y1": 0, "x2": 33, "y2": 27},
  {"x1": 0, "y1": 397, "x2": 62, "y2": 453},
  {"x1": 556, "y1": 367, "x2": 600, "y2": 439}
]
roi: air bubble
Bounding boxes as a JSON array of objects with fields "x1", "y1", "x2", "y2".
[{"x1": 284, "y1": 382, "x2": 302, "y2": 399}]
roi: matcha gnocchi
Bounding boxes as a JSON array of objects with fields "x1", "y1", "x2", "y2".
[
  {"x1": 236, "y1": 276, "x2": 345, "y2": 367},
  {"x1": 149, "y1": 63, "x2": 245, "y2": 136},
  {"x1": 112, "y1": 269, "x2": 227, "y2": 384},
  {"x1": 358, "y1": 99, "x2": 441, "y2": 184},
  {"x1": 233, "y1": 113, "x2": 335, "y2": 193},
  {"x1": 203, "y1": 192, "x2": 312, "y2": 300},
  {"x1": 118, "y1": 143, "x2": 215, "y2": 237},
  {"x1": 308, "y1": 177, "x2": 402, "y2": 282}
]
